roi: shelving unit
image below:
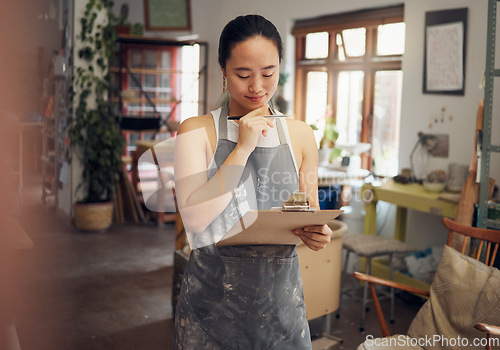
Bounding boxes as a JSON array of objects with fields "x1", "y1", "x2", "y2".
[
  {"x1": 109, "y1": 36, "x2": 208, "y2": 224},
  {"x1": 112, "y1": 36, "x2": 208, "y2": 155},
  {"x1": 41, "y1": 76, "x2": 67, "y2": 207},
  {"x1": 478, "y1": 0, "x2": 500, "y2": 229}
]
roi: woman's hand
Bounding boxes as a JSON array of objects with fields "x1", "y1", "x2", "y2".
[
  {"x1": 292, "y1": 224, "x2": 332, "y2": 251},
  {"x1": 234, "y1": 105, "x2": 275, "y2": 156}
]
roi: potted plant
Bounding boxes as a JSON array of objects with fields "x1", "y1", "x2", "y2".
[
  {"x1": 319, "y1": 118, "x2": 339, "y2": 149},
  {"x1": 114, "y1": 4, "x2": 144, "y2": 36},
  {"x1": 69, "y1": 0, "x2": 125, "y2": 231},
  {"x1": 273, "y1": 72, "x2": 289, "y2": 113},
  {"x1": 318, "y1": 118, "x2": 341, "y2": 164},
  {"x1": 311, "y1": 106, "x2": 341, "y2": 165},
  {"x1": 115, "y1": 4, "x2": 131, "y2": 35}
]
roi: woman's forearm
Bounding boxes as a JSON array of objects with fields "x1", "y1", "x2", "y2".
[{"x1": 175, "y1": 145, "x2": 250, "y2": 233}]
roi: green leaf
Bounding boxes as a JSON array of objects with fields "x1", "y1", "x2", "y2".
[{"x1": 71, "y1": 0, "x2": 125, "y2": 202}]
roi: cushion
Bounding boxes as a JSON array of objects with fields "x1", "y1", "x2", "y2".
[
  {"x1": 407, "y1": 245, "x2": 500, "y2": 350},
  {"x1": 343, "y1": 233, "x2": 414, "y2": 257}
]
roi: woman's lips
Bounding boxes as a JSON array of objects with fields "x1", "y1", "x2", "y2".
[{"x1": 246, "y1": 95, "x2": 265, "y2": 103}]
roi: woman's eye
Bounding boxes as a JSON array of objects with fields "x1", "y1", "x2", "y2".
[
  {"x1": 263, "y1": 73, "x2": 274, "y2": 78},
  {"x1": 237, "y1": 75, "x2": 250, "y2": 79}
]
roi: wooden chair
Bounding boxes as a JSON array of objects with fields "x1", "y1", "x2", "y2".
[{"x1": 354, "y1": 217, "x2": 500, "y2": 350}]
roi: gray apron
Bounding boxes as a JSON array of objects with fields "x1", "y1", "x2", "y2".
[{"x1": 174, "y1": 106, "x2": 312, "y2": 349}]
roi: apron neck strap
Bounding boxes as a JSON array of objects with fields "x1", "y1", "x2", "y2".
[
  {"x1": 269, "y1": 106, "x2": 288, "y2": 145},
  {"x1": 219, "y1": 104, "x2": 229, "y2": 140}
]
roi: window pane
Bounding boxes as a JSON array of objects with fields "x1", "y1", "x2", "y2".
[
  {"x1": 129, "y1": 133, "x2": 140, "y2": 148},
  {"x1": 129, "y1": 73, "x2": 141, "y2": 89},
  {"x1": 342, "y1": 28, "x2": 366, "y2": 57},
  {"x1": 145, "y1": 51, "x2": 156, "y2": 68},
  {"x1": 336, "y1": 71, "x2": 364, "y2": 145},
  {"x1": 180, "y1": 44, "x2": 201, "y2": 121},
  {"x1": 377, "y1": 23, "x2": 405, "y2": 55},
  {"x1": 160, "y1": 91, "x2": 172, "y2": 100},
  {"x1": 305, "y1": 32, "x2": 329, "y2": 59},
  {"x1": 144, "y1": 74, "x2": 156, "y2": 88},
  {"x1": 158, "y1": 104, "x2": 172, "y2": 113},
  {"x1": 144, "y1": 91, "x2": 155, "y2": 100},
  {"x1": 130, "y1": 51, "x2": 142, "y2": 68},
  {"x1": 305, "y1": 71, "x2": 328, "y2": 125},
  {"x1": 160, "y1": 51, "x2": 172, "y2": 69},
  {"x1": 336, "y1": 33, "x2": 346, "y2": 61},
  {"x1": 160, "y1": 74, "x2": 171, "y2": 88},
  {"x1": 372, "y1": 70, "x2": 402, "y2": 177}
]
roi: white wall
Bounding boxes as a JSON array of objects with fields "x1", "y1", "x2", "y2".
[
  {"x1": 399, "y1": 0, "x2": 494, "y2": 246},
  {"x1": 112, "y1": 0, "x2": 499, "y2": 247}
]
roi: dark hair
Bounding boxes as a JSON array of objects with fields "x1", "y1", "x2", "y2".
[{"x1": 218, "y1": 15, "x2": 283, "y2": 69}]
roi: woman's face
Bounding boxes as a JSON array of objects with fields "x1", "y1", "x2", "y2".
[{"x1": 223, "y1": 35, "x2": 280, "y2": 116}]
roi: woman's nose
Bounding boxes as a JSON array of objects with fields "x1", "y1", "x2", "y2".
[{"x1": 249, "y1": 77, "x2": 263, "y2": 93}]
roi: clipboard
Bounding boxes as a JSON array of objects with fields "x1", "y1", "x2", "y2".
[{"x1": 216, "y1": 209, "x2": 343, "y2": 246}]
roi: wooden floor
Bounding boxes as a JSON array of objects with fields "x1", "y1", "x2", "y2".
[{"x1": 12, "y1": 175, "x2": 424, "y2": 350}]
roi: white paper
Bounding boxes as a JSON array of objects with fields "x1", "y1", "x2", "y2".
[{"x1": 426, "y1": 22, "x2": 464, "y2": 91}]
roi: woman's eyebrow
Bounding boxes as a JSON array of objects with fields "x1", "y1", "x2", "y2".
[{"x1": 234, "y1": 65, "x2": 276, "y2": 72}]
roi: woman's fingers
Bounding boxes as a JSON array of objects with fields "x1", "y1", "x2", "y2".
[
  {"x1": 235, "y1": 106, "x2": 278, "y2": 154},
  {"x1": 242, "y1": 117, "x2": 274, "y2": 136},
  {"x1": 296, "y1": 232, "x2": 327, "y2": 251},
  {"x1": 240, "y1": 106, "x2": 276, "y2": 130},
  {"x1": 237, "y1": 114, "x2": 275, "y2": 151},
  {"x1": 292, "y1": 224, "x2": 332, "y2": 251}
]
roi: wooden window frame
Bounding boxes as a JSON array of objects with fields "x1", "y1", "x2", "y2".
[{"x1": 293, "y1": 5, "x2": 404, "y2": 170}]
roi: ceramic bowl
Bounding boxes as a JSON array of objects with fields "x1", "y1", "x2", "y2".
[{"x1": 423, "y1": 181, "x2": 446, "y2": 193}]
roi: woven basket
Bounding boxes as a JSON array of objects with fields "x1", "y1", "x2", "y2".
[{"x1": 74, "y1": 201, "x2": 114, "y2": 232}]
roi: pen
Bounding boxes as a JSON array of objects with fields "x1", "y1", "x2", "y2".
[{"x1": 228, "y1": 115, "x2": 288, "y2": 120}]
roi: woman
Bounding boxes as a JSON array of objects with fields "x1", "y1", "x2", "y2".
[{"x1": 174, "y1": 14, "x2": 332, "y2": 349}]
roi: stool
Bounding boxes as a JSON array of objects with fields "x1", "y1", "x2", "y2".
[{"x1": 340, "y1": 233, "x2": 414, "y2": 332}]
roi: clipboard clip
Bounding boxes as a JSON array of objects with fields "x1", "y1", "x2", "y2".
[{"x1": 282, "y1": 192, "x2": 315, "y2": 212}]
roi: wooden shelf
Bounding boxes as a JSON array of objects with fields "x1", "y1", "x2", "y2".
[
  {"x1": 42, "y1": 77, "x2": 68, "y2": 208},
  {"x1": 112, "y1": 37, "x2": 208, "y2": 158},
  {"x1": 111, "y1": 97, "x2": 178, "y2": 104},
  {"x1": 110, "y1": 67, "x2": 183, "y2": 74}
]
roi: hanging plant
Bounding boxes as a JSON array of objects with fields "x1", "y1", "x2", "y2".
[{"x1": 68, "y1": 0, "x2": 125, "y2": 204}]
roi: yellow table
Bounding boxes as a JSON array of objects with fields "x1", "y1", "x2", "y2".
[
  {"x1": 361, "y1": 181, "x2": 459, "y2": 291},
  {"x1": 363, "y1": 181, "x2": 458, "y2": 241}
]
